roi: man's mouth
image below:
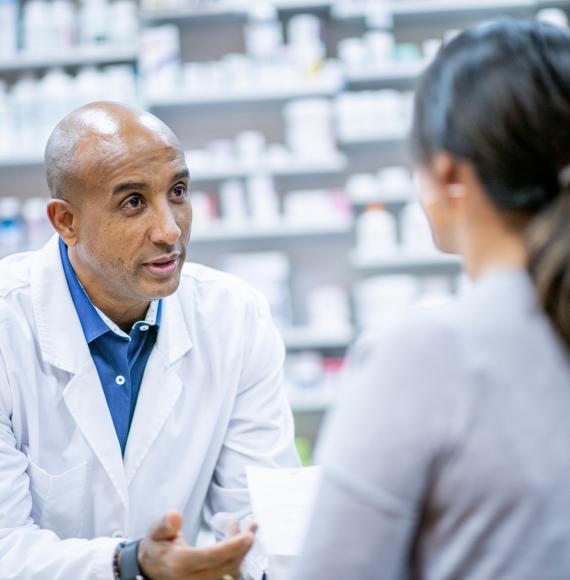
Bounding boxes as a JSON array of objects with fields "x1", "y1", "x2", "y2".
[{"x1": 144, "y1": 253, "x2": 180, "y2": 279}]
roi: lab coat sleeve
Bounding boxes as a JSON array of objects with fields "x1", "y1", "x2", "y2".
[
  {"x1": 202, "y1": 288, "x2": 301, "y2": 580},
  {"x1": 0, "y1": 349, "x2": 122, "y2": 580}
]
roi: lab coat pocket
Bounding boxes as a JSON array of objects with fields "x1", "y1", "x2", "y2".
[{"x1": 27, "y1": 458, "x2": 88, "y2": 539}]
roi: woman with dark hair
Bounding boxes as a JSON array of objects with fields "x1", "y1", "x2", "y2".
[{"x1": 289, "y1": 19, "x2": 570, "y2": 580}]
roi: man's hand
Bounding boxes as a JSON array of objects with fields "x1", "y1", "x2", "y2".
[{"x1": 137, "y1": 511, "x2": 257, "y2": 580}]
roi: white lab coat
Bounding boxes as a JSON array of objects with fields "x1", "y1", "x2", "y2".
[{"x1": 0, "y1": 235, "x2": 300, "y2": 580}]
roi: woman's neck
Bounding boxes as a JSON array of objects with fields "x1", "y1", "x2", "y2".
[{"x1": 461, "y1": 219, "x2": 528, "y2": 282}]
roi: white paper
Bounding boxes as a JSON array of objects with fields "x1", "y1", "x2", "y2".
[{"x1": 246, "y1": 465, "x2": 322, "y2": 558}]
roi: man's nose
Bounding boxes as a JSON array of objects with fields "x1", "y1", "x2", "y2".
[{"x1": 149, "y1": 203, "x2": 182, "y2": 246}]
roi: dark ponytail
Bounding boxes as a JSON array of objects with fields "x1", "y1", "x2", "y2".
[
  {"x1": 410, "y1": 19, "x2": 570, "y2": 349},
  {"x1": 527, "y1": 184, "x2": 570, "y2": 346}
]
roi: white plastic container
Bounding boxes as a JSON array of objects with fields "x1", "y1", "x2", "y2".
[
  {"x1": 284, "y1": 99, "x2": 336, "y2": 160},
  {"x1": 221, "y1": 252, "x2": 292, "y2": 328},
  {"x1": 377, "y1": 166, "x2": 413, "y2": 199},
  {"x1": 365, "y1": 30, "x2": 394, "y2": 64},
  {"x1": 401, "y1": 202, "x2": 437, "y2": 255},
  {"x1": 0, "y1": 0, "x2": 18, "y2": 58},
  {"x1": 244, "y1": 2, "x2": 283, "y2": 61},
  {"x1": 104, "y1": 65, "x2": 138, "y2": 103},
  {"x1": 0, "y1": 197, "x2": 24, "y2": 251},
  {"x1": 39, "y1": 68, "x2": 74, "y2": 145},
  {"x1": 140, "y1": 25, "x2": 181, "y2": 97},
  {"x1": 52, "y1": 0, "x2": 76, "y2": 50},
  {"x1": 0, "y1": 80, "x2": 11, "y2": 157},
  {"x1": 219, "y1": 180, "x2": 248, "y2": 227},
  {"x1": 22, "y1": 198, "x2": 52, "y2": 248},
  {"x1": 109, "y1": 0, "x2": 138, "y2": 46},
  {"x1": 73, "y1": 66, "x2": 106, "y2": 109},
  {"x1": 306, "y1": 285, "x2": 352, "y2": 335},
  {"x1": 355, "y1": 204, "x2": 398, "y2": 258},
  {"x1": 10, "y1": 75, "x2": 38, "y2": 155},
  {"x1": 22, "y1": 0, "x2": 52, "y2": 54},
  {"x1": 79, "y1": 0, "x2": 109, "y2": 45},
  {"x1": 354, "y1": 274, "x2": 418, "y2": 329},
  {"x1": 287, "y1": 14, "x2": 324, "y2": 74},
  {"x1": 346, "y1": 173, "x2": 378, "y2": 204},
  {"x1": 248, "y1": 174, "x2": 280, "y2": 226}
]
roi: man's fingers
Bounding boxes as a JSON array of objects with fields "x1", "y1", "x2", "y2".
[
  {"x1": 178, "y1": 531, "x2": 255, "y2": 571},
  {"x1": 226, "y1": 520, "x2": 240, "y2": 536},
  {"x1": 245, "y1": 522, "x2": 258, "y2": 535},
  {"x1": 193, "y1": 558, "x2": 243, "y2": 580},
  {"x1": 227, "y1": 520, "x2": 258, "y2": 537},
  {"x1": 149, "y1": 510, "x2": 183, "y2": 541}
]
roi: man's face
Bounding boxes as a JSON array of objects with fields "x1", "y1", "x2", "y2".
[{"x1": 70, "y1": 132, "x2": 192, "y2": 306}]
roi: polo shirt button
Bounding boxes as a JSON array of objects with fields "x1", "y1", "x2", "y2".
[
  {"x1": 115, "y1": 375, "x2": 126, "y2": 386},
  {"x1": 139, "y1": 324, "x2": 150, "y2": 332}
]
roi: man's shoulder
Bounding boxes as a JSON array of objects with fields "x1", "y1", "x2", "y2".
[
  {"x1": 176, "y1": 262, "x2": 270, "y2": 320},
  {"x1": 179, "y1": 262, "x2": 261, "y2": 298},
  {"x1": 0, "y1": 250, "x2": 34, "y2": 300}
]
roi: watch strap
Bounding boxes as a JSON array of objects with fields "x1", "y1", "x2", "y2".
[{"x1": 118, "y1": 539, "x2": 143, "y2": 580}]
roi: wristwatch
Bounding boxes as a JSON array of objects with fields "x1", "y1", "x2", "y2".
[{"x1": 118, "y1": 539, "x2": 145, "y2": 580}]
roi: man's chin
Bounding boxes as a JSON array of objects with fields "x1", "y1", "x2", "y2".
[{"x1": 138, "y1": 271, "x2": 182, "y2": 301}]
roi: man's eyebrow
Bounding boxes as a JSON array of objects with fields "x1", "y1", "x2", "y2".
[
  {"x1": 111, "y1": 168, "x2": 189, "y2": 196},
  {"x1": 172, "y1": 168, "x2": 190, "y2": 182},
  {"x1": 112, "y1": 182, "x2": 147, "y2": 196}
]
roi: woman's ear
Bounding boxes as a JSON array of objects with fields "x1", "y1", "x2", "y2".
[
  {"x1": 432, "y1": 153, "x2": 467, "y2": 202},
  {"x1": 47, "y1": 199, "x2": 79, "y2": 247}
]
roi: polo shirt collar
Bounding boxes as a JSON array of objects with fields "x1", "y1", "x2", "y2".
[{"x1": 58, "y1": 237, "x2": 161, "y2": 344}]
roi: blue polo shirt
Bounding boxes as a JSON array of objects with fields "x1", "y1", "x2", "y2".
[{"x1": 59, "y1": 238, "x2": 162, "y2": 455}]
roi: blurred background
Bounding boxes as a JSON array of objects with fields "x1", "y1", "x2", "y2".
[{"x1": 1, "y1": 0, "x2": 569, "y2": 463}]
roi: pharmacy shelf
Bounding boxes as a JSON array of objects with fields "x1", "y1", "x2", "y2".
[
  {"x1": 141, "y1": 0, "x2": 332, "y2": 22},
  {"x1": 349, "y1": 190, "x2": 413, "y2": 207},
  {"x1": 273, "y1": 0, "x2": 333, "y2": 10},
  {"x1": 332, "y1": 0, "x2": 535, "y2": 19},
  {"x1": 0, "y1": 154, "x2": 44, "y2": 168},
  {"x1": 191, "y1": 220, "x2": 352, "y2": 244},
  {"x1": 282, "y1": 326, "x2": 354, "y2": 350},
  {"x1": 339, "y1": 132, "x2": 409, "y2": 147},
  {"x1": 289, "y1": 390, "x2": 335, "y2": 413},
  {"x1": 351, "y1": 251, "x2": 462, "y2": 272},
  {"x1": 345, "y1": 60, "x2": 428, "y2": 87},
  {"x1": 147, "y1": 78, "x2": 342, "y2": 108},
  {"x1": 0, "y1": 45, "x2": 137, "y2": 73},
  {"x1": 188, "y1": 155, "x2": 348, "y2": 182},
  {"x1": 140, "y1": 3, "x2": 244, "y2": 22},
  {"x1": 389, "y1": 0, "x2": 534, "y2": 17}
]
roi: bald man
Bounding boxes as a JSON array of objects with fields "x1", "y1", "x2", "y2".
[{"x1": 0, "y1": 103, "x2": 299, "y2": 580}]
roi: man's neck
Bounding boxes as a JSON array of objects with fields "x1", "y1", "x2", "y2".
[{"x1": 68, "y1": 248, "x2": 150, "y2": 333}]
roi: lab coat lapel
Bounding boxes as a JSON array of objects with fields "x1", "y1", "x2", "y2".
[
  {"x1": 124, "y1": 291, "x2": 193, "y2": 486},
  {"x1": 63, "y1": 361, "x2": 129, "y2": 508},
  {"x1": 31, "y1": 235, "x2": 128, "y2": 507}
]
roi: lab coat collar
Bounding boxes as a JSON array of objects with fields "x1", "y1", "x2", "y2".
[
  {"x1": 31, "y1": 235, "x2": 92, "y2": 375},
  {"x1": 31, "y1": 235, "x2": 192, "y2": 372},
  {"x1": 31, "y1": 235, "x2": 194, "y2": 502}
]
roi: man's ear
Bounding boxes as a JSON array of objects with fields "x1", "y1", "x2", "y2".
[{"x1": 47, "y1": 199, "x2": 78, "y2": 247}]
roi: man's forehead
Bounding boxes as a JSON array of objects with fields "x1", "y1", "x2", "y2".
[
  {"x1": 75, "y1": 107, "x2": 121, "y2": 136},
  {"x1": 73, "y1": 121, "x2": 184, "y2": 170}
]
